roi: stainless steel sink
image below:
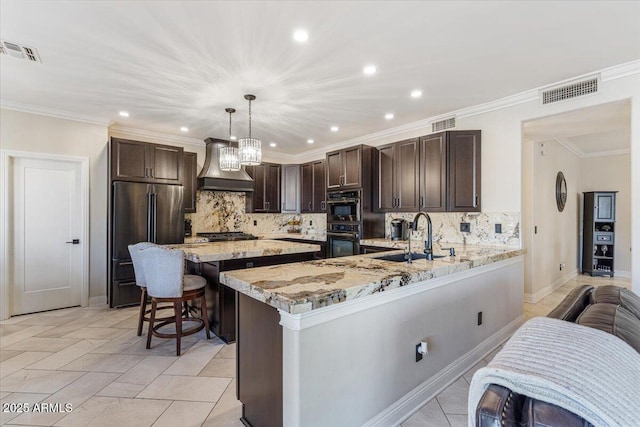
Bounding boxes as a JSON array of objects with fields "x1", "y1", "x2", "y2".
[{"x1": 374, "y1": 253, "x2": 447, "y2": 262}]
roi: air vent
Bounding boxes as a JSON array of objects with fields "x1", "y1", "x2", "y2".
[
  {"x1": 432, "y1": 117, "x2": 456, "y2": 132},
  {"x1": 0, "y1": 40, "x2": 41, "y2": 63},
  {"x1": 541, "y1": 77, "x2": 599, "y2": 105}
]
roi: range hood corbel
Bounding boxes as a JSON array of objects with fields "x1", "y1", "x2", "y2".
[{"x1": 197, "y1": 138, "x2": 254, "y2": 192}]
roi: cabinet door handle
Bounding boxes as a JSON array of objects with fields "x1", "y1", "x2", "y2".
[
  {"x1": 150, "y1": 168, "x2": 154, "y2": 178},
  {"x1": 474, "y1": 195, "x2": 479, "y2": 208},
  {"x1": 420, "y1": 196, "x2": 424, "y2": 208},
  {"x1": 144, "y1": 167, "x2": 148, "y2": 178},
  {"x1": 308, "y1": 202, "x2": 312, "y2": 211}
]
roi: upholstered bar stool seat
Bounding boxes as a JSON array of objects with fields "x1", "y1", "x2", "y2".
[{"x1": 134, "y1": 245, "x2": 210, "y2": 356}]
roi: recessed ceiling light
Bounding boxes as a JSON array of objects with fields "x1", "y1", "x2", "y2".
[
  {"x1": 180, "y1": 126, "x2": 188, "y2": 132},
  {"x1": 230, "y1": 135, "x2": 237, "y2": 141},
  {"x1": 119, "y1": 111, "x2": 129, "y2": 117},
  {"x1": 330, "y1": 126, "x2": 339, "y2": 132},
  {"x1": 293, "y1": 29, "x2": 309, "y2": 43},
  {"x1": 363, "y1": 65, "x2": 376, "y2": 75},
  {"x1": 411, "y1": 90, "x2": 422, "y2": 98},
  {"x1": 269, "y1": 142, "x2": 277, "y2": 147},
  {"x1": 385, "y1": 113, "x2": 394, "y2": 120},
  {"x1": 307, "y1": 139, "x2": 314, "y2": 144}
]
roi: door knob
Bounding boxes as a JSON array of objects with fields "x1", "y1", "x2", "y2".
[{"x1": 65, "y1": 239, "x2": 80, "y2": 244}]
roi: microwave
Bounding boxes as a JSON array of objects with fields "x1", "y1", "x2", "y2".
[{"x1": 326, "y1": 190, "x2": 360, "y2": 222}]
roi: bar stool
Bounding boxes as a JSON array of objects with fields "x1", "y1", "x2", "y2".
[
  {"x1": 137, "y1": 246, "x2": 210, "y2": 356},
  {"x1": 129, "y1": 242, "x2": 177, "y2": 336}
]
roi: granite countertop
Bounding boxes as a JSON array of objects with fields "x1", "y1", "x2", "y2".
[
  {"x1": 166, "y1": 240, "x2": 321, "y2": 263},
  {"x1": 220, "y1": 243, "x2": 524, "y2": 314},
  {"x1": 257, "y1": 232, "x2": 327, "y2": 242}
]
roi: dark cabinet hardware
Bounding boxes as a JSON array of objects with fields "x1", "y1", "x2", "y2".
[{"x1": 65, "y1": 239, "x2": 80, "y2": 244}]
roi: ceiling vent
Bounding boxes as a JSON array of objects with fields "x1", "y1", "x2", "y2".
[
  {"x1": 0, "y1": 40, "x2": 41, "y2": 63},
  {"x1": 541, "y1": 76, "x2": 599, "y2": 105},
  {"x1": 432, "y1": 117, "x2": 456, "y2": 132}
]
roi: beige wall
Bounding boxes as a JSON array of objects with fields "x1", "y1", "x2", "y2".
[
  {"x1": 580, "y1": 154, "x2": 631, "y2": 274},
  {"x1": 1, "y1": 108, "x2": 109, "y2": 300}
]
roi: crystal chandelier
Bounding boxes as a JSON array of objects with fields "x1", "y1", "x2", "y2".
[
  {"x1": 238, "y1": 94, "x2": 262, "y2": 166},
  {"x1": 219, "y1": 107, "x2": 241, "y2": 171}
]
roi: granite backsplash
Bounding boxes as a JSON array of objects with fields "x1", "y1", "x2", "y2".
[{"x1": 185, "y1": 191, "x2": 326, "y2": 236}]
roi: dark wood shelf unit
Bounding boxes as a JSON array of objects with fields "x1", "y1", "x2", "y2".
[{"x1": 582, "y1": 191, "x2": 617, "y2": 277}]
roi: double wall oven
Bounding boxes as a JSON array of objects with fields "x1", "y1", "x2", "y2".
[{"x1": 326, "y1": 190, "x2": 364, "y2": 257}]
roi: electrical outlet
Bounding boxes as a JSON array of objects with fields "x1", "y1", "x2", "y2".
[
  {"x1": 310, "y1": 220, "x2": 313, "y2": 226},
  {"x1": 253, "y1": 220, "x2": 257, "y2": 226},
  {"x1": 415, "y1": 343, "x2": 423, "y2": 362},
  {"x1": 495, "y1": 224, "x2": 502, "y2": 234},
  {"x1": 460, "y1": 222, "x2": 470, "y2": 232},
  {"x1": 477, "y1": 311, "x2": 483, "y2": 325}
]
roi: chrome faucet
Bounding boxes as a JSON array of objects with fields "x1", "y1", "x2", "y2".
[{"x1": 412, "y1": 211, "x2": 433, "y2": 261}]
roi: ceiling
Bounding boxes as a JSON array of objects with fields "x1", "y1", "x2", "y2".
[
  {"x1": 523, "y1": 100, "x2": 631, "y2": 156},
  {"x1": 1, "y1": 1, "x2": 639, "y2": 156}
]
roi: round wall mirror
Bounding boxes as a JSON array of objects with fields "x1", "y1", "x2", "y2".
[{"x1": 556, "y1": 171, "x2": 567, "y2": 212}]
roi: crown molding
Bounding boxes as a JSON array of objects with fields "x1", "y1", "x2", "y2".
[
  {"x1": 0, "y1": 99, "x2": 111, "y2": 126},
  {"x1": 582, "y1": 148, "x2": 631, "y2": 158},
  {"x1": 600, "y1": 59, "x2": 640, "y2": 82},
  {"x1": 554, "y1": 137, "x2": 630, "y2": 159},
  {"x1": 108, "y1": 125, "x2": 205, "y2": 147},
  {"x1": 554, "y1": 137, "x2": 585, "y2": 158}
]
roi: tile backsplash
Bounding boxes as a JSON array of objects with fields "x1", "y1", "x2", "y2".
[
  {"x1": 185, "y1": 191, "x2": 326, "y2": 236},
  {"x1": 385, "y1": 212, "x2": 520, "y2": 247}
]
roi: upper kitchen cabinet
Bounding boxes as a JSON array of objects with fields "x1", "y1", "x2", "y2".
[
  {"x1": 246, "y1": 162, "x2": 281, "y2": 213},
  {"x1": 376, "y1": 138, "x2": 420, "y2": 212},
  {"x1": 417, "y1": 130, "x2": 481, "y2": 212},
  {"x1": 183, "y1": 152, "x2": 198, "y2": 213},
  {"x1": 281, "y1": 164, "x2": 300, "y2": 213},
  {"x1": 326, "y1": 145, "x2": 373, "y2": 190},
  {"x1": 111, "y1": 137, "x2": 183, "y2": 185},
  {"x1": 301, "y1": 160, "x2": 326, "y2": 213}
]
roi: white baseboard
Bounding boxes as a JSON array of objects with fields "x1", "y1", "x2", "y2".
[
  {"x1": 364, "y1": 314, "x2": 526, "y2": 427},
  {"x1": 616, "y1": 270, "x2": 631, "y2": 279},
  {"x1": 89, "y1": 296, "x2": 107, "y2": 306},
  {"x1": 524, "y1": 268, "x2": 578, "y2": 303}
]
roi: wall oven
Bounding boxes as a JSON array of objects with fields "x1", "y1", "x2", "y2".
[
  {"x1": 326, "y1": 190, "x2": 360, "y2": 222},
  {"x1": 327, "y1": 223, "x2": 360, "y2": 258}
]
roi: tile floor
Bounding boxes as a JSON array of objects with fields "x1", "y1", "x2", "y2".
[{"x1": 0, "y1": 274, "x2": 631, "y2": 427}]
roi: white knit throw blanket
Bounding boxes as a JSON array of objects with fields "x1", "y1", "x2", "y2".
[{"x1": 468, "y1": 317, "x2": 640, "y2": 427}]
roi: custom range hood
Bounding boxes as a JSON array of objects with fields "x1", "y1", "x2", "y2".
[{"x1": 197, "y1": 138, "x2": 254, "y2": 192}]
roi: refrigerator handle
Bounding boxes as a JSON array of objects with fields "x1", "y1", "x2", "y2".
[
  {"x1": 152, "y1": 192, "x2": 158, "y2": 243},
  {"x1": 146, "y1": 191, "x2": 153, "y2": 242}
]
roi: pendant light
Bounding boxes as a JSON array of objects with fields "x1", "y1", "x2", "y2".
[
  {"x1": 219, "y1": 107, "x2": 241, "y2": 171},
  {"x1": 238, "y1": 94, "x2": 262, "y2": 165}
]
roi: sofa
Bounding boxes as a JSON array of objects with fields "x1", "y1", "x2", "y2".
[{"x1": 474, "y1": 285, "x2": 640, "y2": 427}]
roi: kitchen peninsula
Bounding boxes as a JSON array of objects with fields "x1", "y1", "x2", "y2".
[
  {"x1": 220, "y1": 243, "x2": 524, "y2": 427},
  {"x1": 167, "y1": 239, "x2": 320, "y2": 343}
]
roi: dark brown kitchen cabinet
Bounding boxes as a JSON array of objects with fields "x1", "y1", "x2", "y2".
[
  {"x1": 301, "y1": 160, "x2": 326, "y2": 213},
  {"x1": 111, "y1": 137, "x2": 183, "y2": 185},
  {"x1": 326, "y1": 145, "x2": 373, "y2": 190},
  {"x1": 245, "y1": 163, "x2": 281, "y2": 213},
  {"x1": 447, "y1": 130, "x2": 481, "y2": 212},
  {"x1": 417, "y1": 130, "x2": 481, "y2": 212},
  {"x1": 376, "y1": 138, "x2": 420, "y2": 212},
  {"x1": 183, "y1": 152, "x2": 198, "y2": 213}
]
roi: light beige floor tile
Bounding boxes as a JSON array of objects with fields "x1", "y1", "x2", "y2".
[
  {"x1": 0, "y1": 326, "x2": 57, "y2": 348},
  {"x1": 28, "y1": 340, "x2": 110, "y2": 370},
  {"x1": 0, "y1": 350, "x2": 24, "y2": 363},
  {"x1": 462, "y1": 359, "x2": 487, "y2": 384},
  {"x1": 9, "y1": 372, "x2": 119, "y2": 426},
  {"x1": 37, "y1": 307, "x2": 82, "y2": 317},
  {"x1": 3, "y1": 337, "x2": 79, "y2": 353},
  {"x1": 0, "y1": 392, "x2": 50, "y2": 424},
  {"x1": 121, "y1": 334, "x2": 199, "y2": 357},
  {"x1": 202, "y1": 379, "x2": 242, "y2": 427},
  {"x1": 401, "y1": 399, "x2": 450, "y2": 427},
  {"x1": 89, "y1": 330, "x2": 143, "y2": 355},
  {"x1": 151, "y1": 401, "x2": 214, "y2": 427},
  {"x1": 12, "y1": 315, "x2": 77, "y2": 327},
  {"x1": 96, "y1": 355, "x2": 176, "y2": 398},
  {"x1": 137, "y1": 375, "x2": 231, "y2": 402},
  {"x1": 0, "y1": 351, "x2": 52, "y2": 378},
  {"x1": 0, "y1": 312, "x2": 42, "y2": 325},
  {"x1": 61, "y1": 327, "x2": 128, "y2": 340},
  {"x1": 0, "y1": 324, "x2": 30, "y2": 337},
  {"x1": 164, "y1": 340, "x2": 223, "y2": 376},
  {"x1": 59, "y1": 353, "x2": 146, "y2": 373},
  {"x1": 198, "y1": 357, "x2": 236, "y2": 378},
  {"x1": 436, "y1": 377, "x2": 470, "y2": 415},
  {"x1": 86, "y1": 310, "x2": 138, "y2": 328},
  {"x1": 446, "y1": 413, "x2": 468, "y2": 427},
  {"x1": 0, "y1": 370, "x2": 84, "y2": 393},
  {"x1": 0, "y1": 392, "x2": 8, "y2": 399},
  {"x1": 483, "y1": 345, "x2": 503, "y2": 363},
  {"x1": 214, "y1": 343, "x2": 236, "y2": 359},
  {"x1": 53, "y1": 396, "x2": 170, "y2": 427},
  {"x1": 35, "y1": 322, "x2": 87, "y2": 338},
  {"x1": 110, "y1": 316, "x2": 141, "y2": 329}
]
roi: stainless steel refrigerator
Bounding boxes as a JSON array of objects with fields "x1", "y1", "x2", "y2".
[{"x1": 110, "y1": 181, "x2": 184, "y2": 307}]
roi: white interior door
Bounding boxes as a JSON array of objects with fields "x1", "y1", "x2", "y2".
[{"x1": 9, "y1": 156, "x2": 83, "y2": 315}]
